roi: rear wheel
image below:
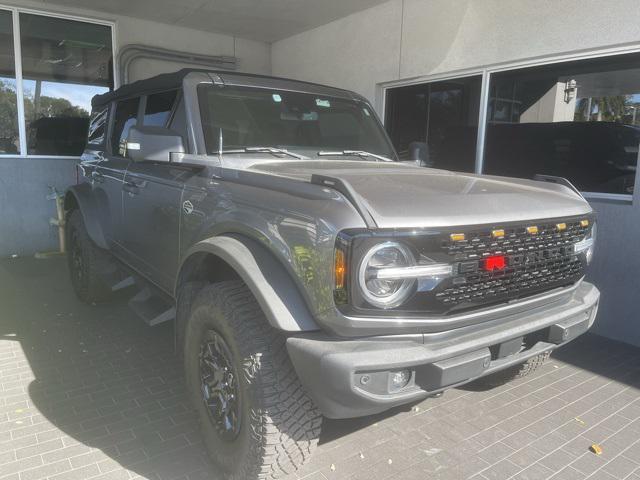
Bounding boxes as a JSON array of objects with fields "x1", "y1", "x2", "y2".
[
  {"x1": 184, "y1": 281, "x2": 322, "y2": 480},
  {"x1": 477, "y1": 351, "x2": 551, "y2": 387},
  {"x1": 66, "y1": 210, "x2": 113, "y2": 303}
]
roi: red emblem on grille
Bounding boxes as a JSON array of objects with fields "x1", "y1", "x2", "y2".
[{"x1": 484, "y1": 255, "x2": 506, "y2": 271}]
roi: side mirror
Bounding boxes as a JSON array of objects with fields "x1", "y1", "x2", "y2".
[
  {"x1": 408, "y1": 141, "x2": 432, "y2": 167},
  {"x1": 125, "y1": 126, "x2": 185, "y2": 162}
]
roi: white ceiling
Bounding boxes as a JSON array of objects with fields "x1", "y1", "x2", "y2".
[{"x1": 38, "y1": 0, "x2": 390, "y2": 43}]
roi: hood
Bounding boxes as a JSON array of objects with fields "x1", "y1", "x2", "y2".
[{"x1": 247, "y1": 160, "x2": 591, "y2": 229}]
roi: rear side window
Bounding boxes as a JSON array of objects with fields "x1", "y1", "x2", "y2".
[
  {"x1": 87, "y1": 106, "x2": 108, "y2": 146},
  {"x1": 143, "y1": 90, "x2": 178, "y2": 127},
  {"x1": 111, "y1": 97, "x2": 140, "y2": 156}
]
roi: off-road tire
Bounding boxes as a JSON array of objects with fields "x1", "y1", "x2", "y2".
[
  {"x1": 66, "y1": 210, "x2": 113, "y2": 304},
  {"x1": 175, "y1": 281, "x2": 206, "y2": 355},
  {"x1": 477, "y1": 351, "x2": 551, "y2": 387},
  {"x1": 184, "y1": 281, "x2": 322, "y2": 480}
]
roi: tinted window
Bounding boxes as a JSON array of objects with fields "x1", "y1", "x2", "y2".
[
  {"x1": 87, "y1": 106, "x2": 108, "y2": 145},
  {"x1": 143, "y1": 90, "x2": 178, "y2": 127},
  {"x1": 197, "y1": 85, "x2": 395, "y2": 159},
  {"x1": 111, "y1": 97, "x2": 139, "y2": 156},
  {"x1": 20, "y1": 13, "x2": 112, "y2": 155},
  {"x1": 169, "y1": 97, "x2": 188, "y2": 146},
  {"x1": 385, "y1": 76, "x2": 481, "y2": 172},
  {"x1": 0, "y1": 10, "x2": 19, "y2": 154},
  {"x1": 484, "y1": 53, "x2": 640, "y2": 195}
]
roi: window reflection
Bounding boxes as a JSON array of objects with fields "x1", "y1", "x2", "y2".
[
  {"x1": 0, "y1": 10, "x2": 19, "y2": 154},
  {"x1": 485, "y1": 54, "x2": 640, "y2": 195},
  {"x1": 20, "y1": 13, "x2": 112, "y2": 156},
  {"x1": 385, "y1": 76, "x2": 482, "y2": 172}
]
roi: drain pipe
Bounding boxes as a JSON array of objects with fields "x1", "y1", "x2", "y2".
[
  {"x1": 118, "y1": 44, "x2": 238, "y2": 85},
  {"x1": 34, "y1": 186, "x2": 66, "y2": 259}
]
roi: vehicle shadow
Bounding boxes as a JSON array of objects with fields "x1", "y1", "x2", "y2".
[
  {"x1": 1, "y1": 257, "x2": 218, "y2": 480},
  {"x1": 1, "y1": 256, "x2": 419, "y2": 480}
]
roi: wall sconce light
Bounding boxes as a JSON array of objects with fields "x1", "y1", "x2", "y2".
[{"x1": 564, "y1": 79, "x2": 577, "y2": 103}]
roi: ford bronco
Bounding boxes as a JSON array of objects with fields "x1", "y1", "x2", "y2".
[{"x1": 65, "y1": 69, "x2": 600, "y2": 479}]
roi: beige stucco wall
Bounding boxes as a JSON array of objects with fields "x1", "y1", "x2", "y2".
[{"x1": 272, "y1": 0, "x2": 640, "y2": 110}]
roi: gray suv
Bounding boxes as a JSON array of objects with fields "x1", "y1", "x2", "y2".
[{"x1": 65, "y1": 69, "x2": 600, "y2": 479}]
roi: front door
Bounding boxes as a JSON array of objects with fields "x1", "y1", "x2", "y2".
[
  {"x1": 120, "y1": 90, "x2": 188, "y2": 292},
  {"x1": 122, "y1": 162, "x2": 187, "y2": 292}
]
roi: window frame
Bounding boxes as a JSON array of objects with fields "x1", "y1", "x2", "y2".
[
  {"x1": 0, "y1": 3, "x2": 116, "y2": 159},
  {"x1": 141, "y1": 89, "x2": 180, "y2": 128},
  {"x1": 108, "y1": 94, "x2": 143, "y2": 159},
  {"x1": 380, "y1": 46, "x2": 640, "y2": 203}
]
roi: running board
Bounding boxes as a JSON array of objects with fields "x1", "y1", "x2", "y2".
[
  {"x1": 128, "y1": 288, "x2": 176, "y2": 326},
  {"x1": 110, "y1": 275, "x2": 135, "y2": 292}
]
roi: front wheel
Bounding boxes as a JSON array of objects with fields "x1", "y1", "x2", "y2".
[{"x1": 184, "y1": 281, "x2": 322, "y2": 480}]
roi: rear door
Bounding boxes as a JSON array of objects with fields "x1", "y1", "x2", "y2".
[{"x1": 121, "y1": 90, "x2": 190, "y2": 292}]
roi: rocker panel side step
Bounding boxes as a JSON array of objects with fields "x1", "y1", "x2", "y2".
[{"x1": 128, "y1": 287, "x2": 176, "y2": 326}]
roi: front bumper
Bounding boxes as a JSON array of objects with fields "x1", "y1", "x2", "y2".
[{"x1": 287, "y1": 281, "x2": 599, "y2": 419}]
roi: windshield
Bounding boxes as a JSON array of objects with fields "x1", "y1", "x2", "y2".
[{"x1": 197, "y1": 84, "x2": 397, "y2": 160}]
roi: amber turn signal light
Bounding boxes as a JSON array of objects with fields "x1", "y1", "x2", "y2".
[{"x1": 334, "y1": 248, "x2": 346, "y2": 290}]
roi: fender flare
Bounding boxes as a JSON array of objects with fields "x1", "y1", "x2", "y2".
[
  {"x1": 177, "y1": 235, "x2": 321, "y2": 332},
  {"x1": 64, "y1": 184, "x2": 109, "y2": 249}
]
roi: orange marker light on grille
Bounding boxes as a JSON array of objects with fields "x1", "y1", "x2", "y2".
[
  {"x1": 556, "y1": 222, "x2": 567, "y2": 231},
  {"x1": 334, "y1": 248, "x2": 346, "y2": 289},
  {"x1": 580, "y1": 219, "x2": 590, "y2": 227},
  {"x1": 450, "y1": 233, "x2": 466, "y2": 242},
  {"x1": 526, "y1": 226, "x2": 539, "y2": 235},
  {"x1": 492, "y1": 229, "x2": 505, "y2": 238}
]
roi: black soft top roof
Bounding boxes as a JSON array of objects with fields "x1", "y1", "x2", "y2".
[{"x1": 91, "y1": 68, "x2": 356, "y2": 109}]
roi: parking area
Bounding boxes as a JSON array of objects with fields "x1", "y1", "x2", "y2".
[{"x1": 1, "y1": 257, "x2": 639, "y2": 480}]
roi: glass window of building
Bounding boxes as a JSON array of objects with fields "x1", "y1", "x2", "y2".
[
  {"x1": 0, "y1": 10, "x2": 19, "y2": 154},
  {"x1": 484, "y1": 53, "x2": 640, "y2": 195},
  {"x1": 20, "y1": 13, "x2": 112, "y2": 156},
  {"x1": 384, "y1": 76, "x2": 482, "y2": 172}
]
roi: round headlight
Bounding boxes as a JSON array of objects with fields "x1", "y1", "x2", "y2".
[{"x1": 357, "y1": 242, "x2": 415, "y2": 309}]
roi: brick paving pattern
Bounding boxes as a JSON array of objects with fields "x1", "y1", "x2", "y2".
[{"x1": 1, "y1": 257, "x2": 639, "y2": 480}]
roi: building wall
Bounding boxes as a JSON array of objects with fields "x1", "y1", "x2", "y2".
[
  {"x1": 0, "y1": 1, "x2": 271, "y2": 257},
  {"x1": 271, "y1": 0, "x2": 640, "y2": 346},
  {"x1": 272, "y1": 0, "x2": 640, "y2": 109}
]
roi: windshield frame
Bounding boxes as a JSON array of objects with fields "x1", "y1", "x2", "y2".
[{"x1": 196, "y1": 83, "x2": 399, "y2": 161}]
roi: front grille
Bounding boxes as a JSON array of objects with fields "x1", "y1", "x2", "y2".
[{"x1": 435, "y1": 218, "x2": 590, "y2": 310}]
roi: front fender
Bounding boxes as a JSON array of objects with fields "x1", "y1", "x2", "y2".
[
  {"x1": 178, "y1": 235, "x2": 320, "y2": 332},
  {"x1": 64, "y1": 184, "x2": 108, "y2": 249}
]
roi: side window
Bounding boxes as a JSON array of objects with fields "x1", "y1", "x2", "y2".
[
  {"x1": 169, "y1": 97, "x2": 188, "y2": 147},
  {"x1": 143, "y1": 90, "x2": 178, "y2": 127},
  {"x1": 111, "y1": 97, "x2": 140, "y2": 156},
  {"x1": 87, "y1": 106, "x2": 108, "y2": 146}
]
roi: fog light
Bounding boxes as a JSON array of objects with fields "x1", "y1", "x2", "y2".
[{"x1": 390, "y1": 370, "x2": 411, "y2": 390}]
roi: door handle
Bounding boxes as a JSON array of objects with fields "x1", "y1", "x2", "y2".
[
  {"x1": 123, "y1": 181, "x2": 140, "y2": 196},
  {"x1": 91, "y1": 170, "x2": 104, "y2": 183}
]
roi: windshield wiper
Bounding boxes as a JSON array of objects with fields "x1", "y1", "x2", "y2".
[
  {"x1": 317, "y1": 150, "x2": 394, "y2": 162},
  {"x1": 222, "y1": 146, "x2": 307, "y2": 160}
]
